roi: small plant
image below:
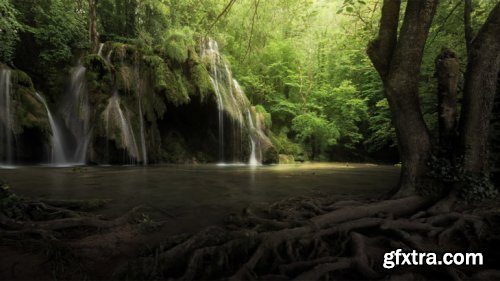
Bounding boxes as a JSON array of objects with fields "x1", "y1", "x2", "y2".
[
  {"x1": 460, "y1": 173, "x2": 498, "y2": 203},
  {"x1": 426, "y1": 154, "x2": 498, "y2": 202}
]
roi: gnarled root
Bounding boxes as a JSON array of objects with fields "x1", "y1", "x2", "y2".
[
  {"x1": 1, "y1": 194, "x2": 148, "y2": 241},
  {"x1": 118, "y1": 194, "x2": 499, "y2": 280}
]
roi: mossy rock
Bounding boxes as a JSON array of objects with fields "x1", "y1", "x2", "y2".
[
  {"x1": 12, "y1": 70, "x2": 34, "y2": 89},
  {"x1": 190, "y1": 63, "x2": 213, "y2": 102},
  {"x1": 142, "y1": 55, "x2": 169, "y2": 93},
  {"x1": 160, "y1": 28, "x2": 195, "y2": 63},
  {"x1": 7, "y1": 71, "x2": 51, "y2": 137}
]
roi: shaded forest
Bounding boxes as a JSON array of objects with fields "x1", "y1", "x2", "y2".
[{"x1": 1, "y1": 0, "x2": 500, "y2": 280}]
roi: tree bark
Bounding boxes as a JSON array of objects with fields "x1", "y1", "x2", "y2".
[
  {"x1": 368, "y1": 0, "x2": 438, "y2": 197},
  {"x1": 459, "y1": 3, "x2": 500, "y2": 175},
  {"x1": 435, "y1": 48, "x2": 460, "y2": 150},
  {"x1": 89, "y1": 0, "x2": 99, "y2": 52},
  {"x1": 464, "y1": 0, "x2": 473, "y2": 55}
]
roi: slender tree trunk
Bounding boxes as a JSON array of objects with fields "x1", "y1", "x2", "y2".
[
  {"x1": 368, "y1": 0, "x2": 438, "y2": 197},
  {"x1": 464, "y1": 0, "x2": 474, "y2": 55},
  {"x1": 89, "y1": 0, "x2": 99, "y2": 52},
  {"x1": 459, "y1": 3, "x2": 500, "y2": 175},
  {"x1": 435, "y1": 48, "x2": 460, "y2": 150}
]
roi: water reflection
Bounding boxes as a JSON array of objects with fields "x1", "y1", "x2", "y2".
[{"x1": 0, "y1": 163, "x2": 399, "y2": 233}]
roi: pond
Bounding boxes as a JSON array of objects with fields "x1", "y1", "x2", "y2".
[{"x1": 0, "y1": 163, "x2": 399, "y2": 234}]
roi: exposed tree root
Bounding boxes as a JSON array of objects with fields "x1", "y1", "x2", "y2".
[
  {"x1": 117, "y1": 195, "x2": 500, "y2": 280},
  {"x1": 1, "y1": 188, "x2": 146, "y2": 241}
]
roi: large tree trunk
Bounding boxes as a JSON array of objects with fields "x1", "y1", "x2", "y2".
[
  {"x1": 459, "y1": 3, "x2": 500, "y2": 175},
  {"x1": 435, "y1": 48, "x2": 460, "y2": 151},
  {"x1": 368, "y1": 0, "x2": 438, "y2": 197}
]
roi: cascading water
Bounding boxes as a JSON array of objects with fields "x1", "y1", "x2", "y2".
[
  {"x1": 0, "y1": 69, "x2": 14, "y2": 165},
  {"x1": 97, "y1": 43, "x2": 104, "y2": 57},
  {"x1": 103, "y1": 92, "x2": 141, "y2": 163},
  {"x1": 202, "y1": 39, "x2": 226, "y2": 162},
  {"x1": 138, "y1": 97, "x2": 148, "y2": 165},
  {"x1": 134, "y1": 65, "x2": 148, "y2": 165},
  {"x1": 234, "y1": 80, "x2": 262, "y2": 166},
  {"x1": 201, "y1": 38, "x2": 264, "y2": 165},
  {"x1": 247, "y1": 111, "x2": 259, "y2": 166},
  {"x1": 34, "y1": 93, "x2": 67, "y2": 164},
  {"x1": 62, "y1": 66, "x2": 91, "y2": 164}
]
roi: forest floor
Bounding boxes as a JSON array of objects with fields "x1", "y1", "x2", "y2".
[
  {"x1": 1, "y1": 165, "x2": 500, "y2": 280},
  {"x1": 0, "y1": 190, "x2": 373, "y2": 280}
]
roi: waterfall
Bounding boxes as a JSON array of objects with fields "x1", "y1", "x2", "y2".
[
  {"x1": 246, "y1": 111, "x2": 259, "y2": 166},
  {"x1": 103, "y1": 92, "x2": 140, "y2": 163},
  {"x1": 202, "y1": 39, "x2": 226, "y2": 162},
  {"x1": 201, "y1": 38, "x2": 264, "y2": 165},
  {"x1": 62, "y1": 66, "x2": 91, "y2": 164},
  {"x1": 134, "y1": 64, "x2": 148, "y2": 165},
  {"x1": 34, "y1": 93, "x2": 67, "y2": 164},
  {"x1": 0, "y1": 69, "x2": 14, "y2": 165},
  {"x1": 138, "y1": 96, "x2": 148, "y2": 165},
  {"x1": 234, "y1": 80, "x2": 261, "y2": 165},
  {"x1": 97, "y1": 43, "x2": 104, "y2": 57}
]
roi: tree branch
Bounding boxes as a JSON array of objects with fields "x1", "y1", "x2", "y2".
[
  {"x1": 206, "y1": 0, "x2": 238, "y2": 34},
  {"x1": 367, "y1": 0, "x2": 401, "y2": 79}
]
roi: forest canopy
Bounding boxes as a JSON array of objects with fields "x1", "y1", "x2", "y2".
[{"x1": 0, "y1": 0, "x2": 498, "y2": 163}]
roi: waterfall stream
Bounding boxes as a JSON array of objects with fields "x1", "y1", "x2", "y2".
[
  {"x1": 62, "y1": 66, "x2": 91, "y2": 164},
  {"x1": 97, "y1": 43, "x2": 104, "y2": 57},
  {"x1": 203, "y1": 39, "x2": 226, "y2": 162},
  {"x1": 1, "y1": 39, "x2": 268, "y2": 166},
  {"x1": 0, "y1": 69, "x2": 14, "y2": 165},
  {"x1": 201, "y1": 38, "x2": 263, "y2": 165},
  {"x1": 34, "y1": 93, "x2": 68, "y2": 164},
  {"x1": 138, "y1": 96, "x2": 148, "y2": 165},
  {"x1": 247, "y1": 111, "x2": 259, "y2": 166},
  {"x1": 104, "y1": 92, "x2": 140, "y2": 163}
]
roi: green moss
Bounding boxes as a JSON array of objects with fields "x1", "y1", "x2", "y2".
[
  {"x1": 169, "y1": 69, "x2": 190, "y2": 106},
  {"x1": 7, "y1": 71, "x2": 51, "y2": 138},
  {"x1": 12, "y1": 70, "x2": 34, "y2": 89},
  {"x1": 255, "y1": 105, "x2": 272, "y2": 129},
  {"x1": 143, "y1": 55, "x2": 168, "y2": 93},
  {"x1": 190, "y1": 63, "x2": 213, "y2": 101},
  {"x1": 117, "y1": 66, "x2": 135, "y2": 91},
  {"x1": 161, "y1": 28, "x2": 195, "y2": 63}
]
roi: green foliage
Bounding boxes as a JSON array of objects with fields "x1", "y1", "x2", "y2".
[
  {"x1": 143, "y1": 55, "x2": 169, "y2": 92},
  {"x1": 161, "y1": 27, "x2": 195, "y2": 63},
  {"x1": 427, "y1": 155, "x2": 498, "y2": 202},
  {"x1": 30, "y1": 0, "x2": 87, "y2": 67},
  {"x1": 190, "y1": 63, "x2": 213, "y2": 101},
  {"x1": 460, "y1": 174, "x2": 498, "y2": 203},
  {"x1": 0, "y1": 0, "x2": 22, "y2": 63},
  {"x1": 292, "y1": 112, "x2": 340, "y2": 158},
  {"x1": 10, "y1": 70, "x2": 50, "y2": 136},
  {"x1": 271, "y1": 130, "x2": 303, "y2": 156},
  {"x1": 317, "y1": 81, "x2": 368, "y2": 146},
  {"x1": 365, "y1": 99, "x2": 396, "y2": 152},
  {"x1": 255, "y1": 105, "x2": 272, "y2": 129},
  {"x1": 6, "y1": 0, "x2": 498, "y2": 165},
  {"x1": 98, "y1": 0, "x2": 139, "y2": 39}
]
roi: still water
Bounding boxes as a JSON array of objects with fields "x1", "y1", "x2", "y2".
[{"x1": 0, "y1": 163, "x2": 399, "y2": 233}]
